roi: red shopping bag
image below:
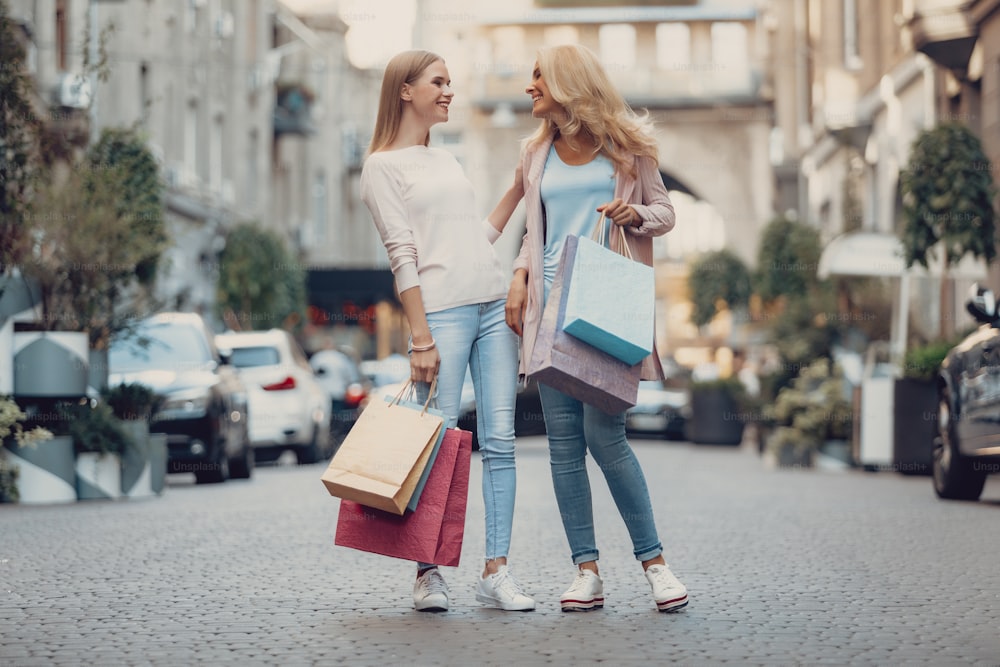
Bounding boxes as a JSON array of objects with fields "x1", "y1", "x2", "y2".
[{"x1": 334, "y1": 428, "x2": 472, "y2": 566}]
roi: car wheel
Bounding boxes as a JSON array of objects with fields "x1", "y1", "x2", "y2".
[
  {"x1": 229, "y1": 444, "x2": 254, "y2": 479},
  {"x1": 195, "y1": 434, "x2": 230, "y2": 484},
  {"x1": 296, "y1": 426, "x2": 323, "y2": 465},
  {"x1": 933, "y1": 391, "x2": 986, "y2": 501}
]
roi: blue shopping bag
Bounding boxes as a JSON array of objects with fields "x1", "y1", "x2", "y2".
[{"x1": 562, "y1": 217, "x2": 655, "y2": 365}]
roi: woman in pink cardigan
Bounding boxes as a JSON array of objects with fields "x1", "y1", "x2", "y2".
[{"x1": 504, "y1": 44, "x2": 689, "y2": 613}]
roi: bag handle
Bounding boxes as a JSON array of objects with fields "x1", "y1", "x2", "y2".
[
  {"x1": 590, "y1": 211, "x2": 634, "y2": 261},
  {"x1": 390, "y1": 376, "x2": 438, "y2": 416}
]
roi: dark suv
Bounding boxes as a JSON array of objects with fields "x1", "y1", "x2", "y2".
[
  {"x1": 935, "y1": 284, "x2": 1000, "y2": 501},
  {"x1": 109, "y1": 312, "x2": 253, "y2": 484}
]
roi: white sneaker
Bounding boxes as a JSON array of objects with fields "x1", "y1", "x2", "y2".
[
  {"x1": 413, "y1": 567, "x2": 449, "y2": 612},
  {"x1": 645, "y1": 563, "x2": 688, "y2": 612},
  {"x1": 475, "y1": 565, "x2": 535, "y2": 611},
  {"x1": 559, "y1": 569, "x2": 604, "y2": 611}
]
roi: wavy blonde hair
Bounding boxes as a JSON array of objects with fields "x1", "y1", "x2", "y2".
[
  {"x1": 368, "y1": 50, "x2": 444, "y2": 154},
  {"x1": 526, "y1": 44, "x2": 658, "y2": 177}
]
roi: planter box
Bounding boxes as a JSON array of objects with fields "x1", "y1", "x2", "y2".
[
  {"x1": 149, "y1": 433, "x2": 167, "y2": 495},
  {"x1": 1, "y1": 436, "x2": 77, "y2": 504},
  {"x1": 120, "y1": 420, "x2": 154, "y2": 498},
  {"x1": 1, "y1": 274, "x2": 41, "y2": 395},
  {"x1": 777, "y1": 444, "x2": 815, "y2": 469},
  {"x1": 75, "y1": 452, "x2": 122, "y2": 501},
  {"x1": 892, "y1": 378, "x2": 937, "y2": 476},
  {"x1": 687, "y1": 387, "x2": 745, "y2": 445},
  {"x1": 13, "y1": 330, "x2": 89, "y2": 399}
]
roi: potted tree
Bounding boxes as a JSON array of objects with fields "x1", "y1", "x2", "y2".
[
  {"x1": 892, "y1": 340, "x2": 955, "y2": 475},
  {"x1": 899, "y1": 123, "x2": 997, "y2": 341},
  {"x1": 685, "y1": 250, "x2": 752, "y2": 445},
  {"x1": 17, "y1": 131, "x2": 165, "y2": 398},
  {"x1": 766, "y1": 359, "x2": 852, "y2": 468},
  {"x1": 66, "y1": 400, "x2": 130, "y2": 501},
  {"x1": 0, "y1": 395, "x2": 67, "y2": 504},
  {"x1": 104, "y1": 382, "x2": 165, "y2": 498},
  {"x1": 687, "y1": 376, "x2": 747, "y2": 445},
  {"x1": 0, "y1": 5, "x2": 44, "y2": 395}
]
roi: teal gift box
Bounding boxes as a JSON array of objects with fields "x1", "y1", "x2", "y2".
[{"x1": 562, "y1": 235, "x2": 655, "y2": 365}]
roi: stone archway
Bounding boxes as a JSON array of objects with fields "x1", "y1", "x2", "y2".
[{"x1": 650, "y1": 106, "x2": 774, "y2": 268}]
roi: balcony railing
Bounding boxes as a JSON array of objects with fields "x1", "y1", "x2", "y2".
[
  {"x1": 474, "y1": 65, "x2": 763, "y2": 108},
  {"x1": 910, "y1": 0, "x2": 977, "y2": 70}
]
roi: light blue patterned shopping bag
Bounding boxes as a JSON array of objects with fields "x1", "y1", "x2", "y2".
[{"x1": 562, "y1": 215, "x2": 655, "y2": 365}]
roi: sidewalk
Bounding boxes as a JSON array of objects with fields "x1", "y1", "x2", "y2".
[{"x1": 1, "y1": 436, "x2": 999, "y2": 666}]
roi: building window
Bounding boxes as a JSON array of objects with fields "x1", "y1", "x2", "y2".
[
  {"x1": 247, "y1": 131, "x2": 258, "y2": 209},
  {"x1": 209, "y1": 116, "x2": 223, "y2": 192},
  {"x1": 710, "y1": 22, "x2": 747, "y2": 70},
  {"x1": 492, "y1": 26, "x2": 525, "y2": 78},
  {"x1": 843, "y1": 0, "x2": 862, "y2": 69},
  {"x1": 55, "y1": 0, "x2": 68, "y2": 71},
  {"x1": 186, "y1": 0, "x2": 201, "y2": 35},
  {"x1": 543, "y1": 25, "x2": 578, "y2": 47},
  {"x1": 313, "y1": 171, "x2": 327, "y2": 244},
  {"x1": 246, "y1": 0, "x2": 258, "y2": 61},
  {"x1": 139, "y1": 63, "x2": 149, "y2": 125},
  {"x1": 599, "y1": 24, "x2": 636, "y2": 72},
  {"x1": 185, "y1": 102, "x2": 199, "y2": 179},
  {"x1": 656, "y1": 23, "x2": 690, "y2": 71}
]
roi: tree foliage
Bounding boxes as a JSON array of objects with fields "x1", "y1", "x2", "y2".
[
  {"x1": 0, "y1": 0, "x2": 41, "y2": 272},
  {"x1": 754, "y1": 216, "x2": 823, "y2": 302},
  {"x1": 687, "y1": 249, "x2": 752, "y2": 327},
  {"x1": 899, "y1": 122, "x2": 997, "y2": 270},
  {"x1": 217, "y1": 223, "x2": 306, "y2": 331},
  {"x1": 23, "y1": 161, "x2": 164, "y2": 347},
  {"x1": 87, "y1": 128, "x2": 166, "y2": 284}
]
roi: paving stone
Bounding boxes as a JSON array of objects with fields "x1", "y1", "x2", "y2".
[{"x1": 2, "y1": 437, "x2": 1000, "y2": 665}]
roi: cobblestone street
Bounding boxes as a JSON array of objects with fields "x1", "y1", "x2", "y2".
[{"x1": 2, "y1": 436, "x2": 999, "y2": 666}]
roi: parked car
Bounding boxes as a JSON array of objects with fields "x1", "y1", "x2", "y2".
[
  {"x1": 360, "y1": 353, "x2": 409, "y2": 389},
  {"x1": 309, "y1": 347, "x2": 372, "y2": 442},
  {"x1": 216, "y1": 330, "x2": 333, "y2": 465},
  {"x1": 934, "y1": 284, "x2": 1000, "y2": 501},
  {"x1": 108, "y1": 312, "x2": 252, "y2": 484},
  {"x1": 625, "y1": 380, "x2": 690, "y2": 440}
]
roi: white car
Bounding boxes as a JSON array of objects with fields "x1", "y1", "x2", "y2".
[{"x1": 216, "y1": 329, "x2": 332, "y2": 464}]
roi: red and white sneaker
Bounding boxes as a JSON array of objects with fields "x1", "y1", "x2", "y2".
[
  {"x1": 645, "y1": 564, "x2": 688, "y2": 612},
  {"x1": 559, "y1": 569, "x2": 604, "y2": 612}
]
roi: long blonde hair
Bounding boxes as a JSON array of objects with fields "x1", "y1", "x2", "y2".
[
  {"x1": 368, "y1": 50, "x2": 444, "y2": 154},
  {"x1": 526, "y1": 44, "x2": 658, "y2": 177}
]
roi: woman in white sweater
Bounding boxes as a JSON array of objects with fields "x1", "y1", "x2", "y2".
[{"x1": 360, "y1": 50, "x2": 532, "y2": 613}]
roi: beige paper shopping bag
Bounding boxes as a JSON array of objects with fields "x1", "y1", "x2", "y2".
[{"x1": 321, "y1": 381, "x2": 444, "y2": 515}]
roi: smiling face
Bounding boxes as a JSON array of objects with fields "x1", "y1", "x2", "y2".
[
  {"x1": 525, "y1": 62, "x2": 563, "y2": 120},
  {"x1": 401, "y1": 59, "x2": 453, "y2": 127}
]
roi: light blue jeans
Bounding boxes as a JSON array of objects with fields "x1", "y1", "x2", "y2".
[
  {"x1": 414, "y1": 299, "x2": 519, "y2": 566},
  {"x1": 537, "y1": 383, "x2": 664, "y2": 566}
]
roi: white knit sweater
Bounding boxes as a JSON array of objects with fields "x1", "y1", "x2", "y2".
[{"x1": 360, "y1": 145, "x2": 507, "y2": 313}]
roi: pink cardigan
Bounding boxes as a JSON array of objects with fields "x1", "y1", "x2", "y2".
[{"x1": 512, "y1": 133, "x2": 676, "y2": 382}]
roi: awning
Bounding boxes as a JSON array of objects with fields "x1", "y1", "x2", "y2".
[
  {"x1": 817, "y1": 231, "x2": 989, "y2": 365},
  {"x1": 818, "y1": 232, "x2": 987, "y2": 280},
  {"x1": 306, "y1": 269, "x2": 397, "y2": 311}
]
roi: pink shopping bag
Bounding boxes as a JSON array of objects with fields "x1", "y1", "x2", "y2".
[{"x1": 334, "y1": 428, "x2": 472, "y2": 566}]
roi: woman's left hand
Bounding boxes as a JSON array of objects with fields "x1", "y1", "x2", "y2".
[{"x1": 597, "y1": 198, "x2": 639, "y2": 228}]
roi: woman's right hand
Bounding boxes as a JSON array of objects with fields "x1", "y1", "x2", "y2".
[
  {"x1": 410, "y1": 348, "x2": 440, "y2": 384},
  {"x1": 505, "y1": 272, "x2": 528, "y2": 336},
  {"x1": 512, "y1": 164, "x2": 524, "y2": 198}
]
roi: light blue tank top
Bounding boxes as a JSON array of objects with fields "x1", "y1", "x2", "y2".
[{"x1": 540, "y1": 144, "x2": 616, "y2": 302}]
